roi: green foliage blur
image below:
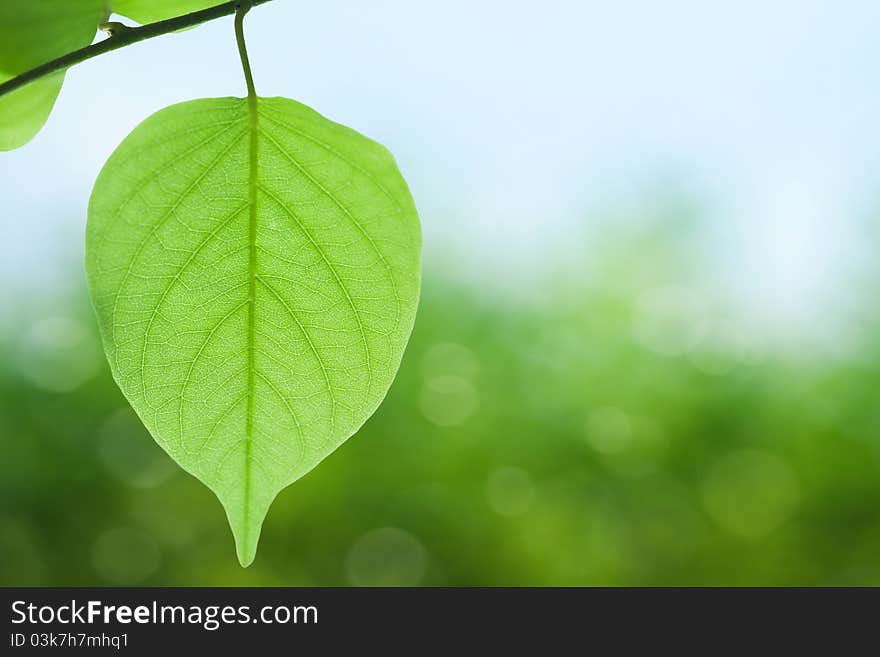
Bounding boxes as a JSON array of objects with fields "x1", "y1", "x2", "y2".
[{"x1": 3, "y1": 204, "x2": 880, "y2": 586}]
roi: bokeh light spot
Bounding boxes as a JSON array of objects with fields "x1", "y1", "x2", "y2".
[
  {"x1": 91, "y1": 527, "x2": 161, "y2": 584},
  {"x1": 17, "y1": 316, "x2": 102, "y2": 392},
  {"x1": 345, "y1": 527, "x2": 428, "y2": 586},
  {"x1": 585, "y1": 407, "x2": 634, "y2": 454},
  {"x1": 486, "y1": 466, "x2": 536, "y2": 517},
  {"x1": 421, "y1": 341, "x2": 480, "y2": 379},
  {"x1": 688, "y1": 318, "x2": 754, "y2": 375},
  {"x1": 632, "y1": 285, "x2": 704, "y2": 356},
  {"x1": 0, "y1": 518, "x2": 47, "y2": 585},
  {"x1": 98, "y1": 407, "x2": 177, "y2": 488},
  {"x1": 701, "y1": 450, "x2": 800, "y2": 539},
  {"x1": 419, "y1": 375, "x2": 479, "y2": 426}
]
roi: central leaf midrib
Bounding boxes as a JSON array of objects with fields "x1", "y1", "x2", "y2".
[{"x1": 243, "y1": 93, "x2": 259, "y2": 544}]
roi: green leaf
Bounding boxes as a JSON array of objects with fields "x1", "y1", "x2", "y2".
[
  {"x1": 0, "y1": 0, "x2": 103, "y2": 72},
  {"x1": 113, "y1": 0, "x2": 220, "y2": 25},
  {"x1": 0, "y1": 72, "x2": 65, "y2": 151},
  {"x1": 0, "y1": 0, "x2": 102, "y2": 150},
  {"x1": 86, "y1": 96, "x2": 422, "y2": 566}
]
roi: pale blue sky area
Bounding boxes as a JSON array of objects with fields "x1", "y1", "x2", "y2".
[{"x1": 2, "y1": 0, "x2": 880, "y2": 345}]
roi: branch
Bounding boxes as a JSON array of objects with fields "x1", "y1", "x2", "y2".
[{"x1": 0, "y1": 0, "x2": 274, "y2": 99}]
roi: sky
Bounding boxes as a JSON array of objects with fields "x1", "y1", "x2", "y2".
[{"x1": 2, "y1": 0, "x2": 880, "y2": 345}]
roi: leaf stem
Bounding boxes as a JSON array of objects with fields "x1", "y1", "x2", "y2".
[
  {"x1": 0, "y1": 0, "x2": 273, "y2": 99},
  {"x1": 234, "y1": 5, "x2": 258, "y2": 99}
]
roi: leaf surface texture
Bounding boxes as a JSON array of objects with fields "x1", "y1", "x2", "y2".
[{"x1": 86, "y1": 97, "x2": 421, "y2": 565}]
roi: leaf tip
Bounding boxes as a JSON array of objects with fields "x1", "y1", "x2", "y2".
[
  {"x1": 227, "y1": 500, "x2": 268, "y2": 568},
  {"x1": 236, "y1": 547, "x2": 257, "y2": 568},
  {"x1": 231, "y1": 520, "x2": 261, "y2": 568}
]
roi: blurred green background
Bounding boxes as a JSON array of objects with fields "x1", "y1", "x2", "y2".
[
  {"x1": 3, "y1": 0, "x2": 880, "y2": 585},
  {"x1": 4, "y1": 209, "x2": 880, "y2": 586}
]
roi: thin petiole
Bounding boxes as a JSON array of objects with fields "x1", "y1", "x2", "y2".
[{"x1": 0, "y1": 0, "x2": 273, "y2": 100}]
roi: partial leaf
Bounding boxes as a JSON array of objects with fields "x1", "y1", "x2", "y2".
[
  {"x1": 0, "y1": 0, "x2": 103, "y2": 72},
  {"x1": 0, "y1": 73, "x2": 65, "y2": 151},
  {"x1": 0, "y1": 0, "x2": 103, "y2": 150},
  {"x1": 113, "y1": 0, "x2": 220, "y2": 25},
  {"x1": 86, "y1": 97, "x2": 422, "y2": 566}
]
